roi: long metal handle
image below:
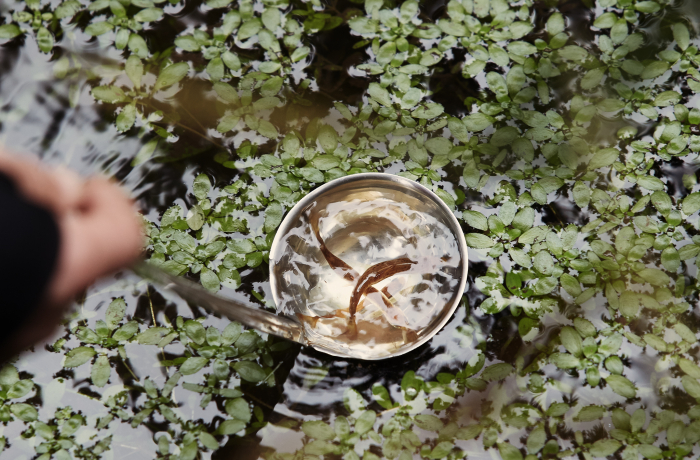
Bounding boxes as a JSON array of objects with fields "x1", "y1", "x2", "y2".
[{"x1": 133, "y1": 262, "x2": 306, "y2": 345}]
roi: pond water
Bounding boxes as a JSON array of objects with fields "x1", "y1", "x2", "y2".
[{"x1": 1, "y1": 0, "x2": 700, "y2": 459}]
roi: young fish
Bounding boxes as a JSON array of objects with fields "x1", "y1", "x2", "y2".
[
  {"x1": 347, "y1": 258, "x2": 416, "y2": 319},
  {"x1": 309, "y1": 209, "x2": 397, "y2": 313},
  {"x1": 308, "y1": 206, "x2": 419, "y2": 339}
]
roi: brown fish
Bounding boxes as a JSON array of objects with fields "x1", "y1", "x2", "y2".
[
  {"x1": 309, "y1": 207, "x2": 417, "y2": 337},
  {"x1": 347, "y1": 258, "x2": 416, "y2": 319}
]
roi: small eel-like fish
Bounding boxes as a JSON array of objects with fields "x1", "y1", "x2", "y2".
[
  {"x1": 347, "y1": 258, "x2": 416, "y2": 319},
  {"x1": 309, "y1": 208, "x2": 418, "y2": 337}
]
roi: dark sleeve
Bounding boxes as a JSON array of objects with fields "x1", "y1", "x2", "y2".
[{"x1": 0, "y1": 172, "x2": 60, "y2": 339}]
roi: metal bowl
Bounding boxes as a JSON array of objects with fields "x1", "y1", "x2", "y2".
[{"x1": 269, "y1": 173, "x2": 468, "y2": 360}]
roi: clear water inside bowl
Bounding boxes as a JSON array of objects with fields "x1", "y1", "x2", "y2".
[{"x1": 271, "y1": 179, "x2": 465, "y2": 359}]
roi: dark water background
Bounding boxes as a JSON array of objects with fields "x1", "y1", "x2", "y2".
[{"x1": 1, "y1": 0, "x2": 700, "y2": 458}]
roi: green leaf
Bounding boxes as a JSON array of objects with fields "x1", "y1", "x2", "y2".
[
  {"x1": 185, "y1": 320, "x2": 206, "y2": 344},
  {"x1": 134, "y1": 7, "x2": 163, "y2": 22},
  {"x1": 175, "y1": 35, "x2": 200, "y2": 52},
  {"x1": 414, "y1": 414, "x2": 443, "y2": 431},
  {"x1": 85, "y1": 21, "x2": 114, "y2": 36},
  {"x1": 593, "y1": 12, "x2": 617, "y2": 29},
  {"x1": 180, "y1": 357, "x2": 209, "y2": 375},
  {"x1": 36, "y1": 27, "x2": 54, "y2": 53},
  {"x1": 92, "y1": 86, "x2": 126, "y2": 104},
  {"x1": 610, "y1": 19, "x2": 628, "y2": 44},
  {"x1": 312, "y1": 154, "x2": 340, "y2": 170},
  {"x1": 154, "y1": 62, "x2": 189, "y2": 92},
  {"x1": 200, "y1": 267, "x2": 220, "y2": 292},
  {"x1": 549, "y1": 353, "x2": 580, "y2": 369},
  {"x1": 91, "y1": 356, "x2": 111, "y2": 387},
  {"x1": 64, "y1": 347, "x2": 96, "y2": 368},
  {"x1": 233, "y1": 361, "x2": 267, "y2": 382},
  {"x1": 641, "y1": 61, "x2": 670, "y2": 80},
  {"x1": 105, "y1": 298, "x2": 126, "y2": 329},
  {"x1": 481, "y1": 363, "x2": 513, "y2": 381},
  {"x1": 425, "y1": 137, "x2": 453, "y2": 155},
  {"x1": 679, "y1": 358, "x2": 700, "y2": 378},
  {"x1": 126, "y1": 55, "x2": 143, "y2": 89},
  {"x1": 581, "y1": 68, "x2": 605, "y2": 90},
  {"x1": 113, "y1": 321, "x2": 139, "y2": 341},
  {"x1": 507, "y1": 41, "x2": 537, "y2": 56},
  {"x1": 575, "y1": 405, "x2": 605, "y2": 422},
  {"x1": 429, "y1": 441, "x2": 454, "y2": 459},
  {"x1": 491, "y1": 127, "x2": 520, "y2": 147},
  {"x1": 6, "y1": 380, "x2": 33, "y2": 399},
  {"x1": 355, "y1": 410, "x2": 376, "y2": 435},
  {"x1": 192, "y1": 173, "x2": 210, "y2": 200},
  {"x1": 225, "y1": 397, "x2": 251, "y2": 422},
  {"x1": 683, "y1": 192, "x2": 700, "y2": 215},
  {"x1": 222, "y1": 51, "x2": 241, "y2": 70},
  {"x1": 682, "y1": 375, "x2": 700, "y2": 398},
  {"x1": 672, "y1": 23, "x2": 690, "y2": 51},
  {"x1": 465, "y1": 233, "x2": 494, "y2": 249},
  {"x1": 589, "y1": 439, "x2": 621, "y2": 457},
  {"x1": 619, "y1": 291, "x2": 639, "y2": 318},
  {"x1": 654, "y1": 91, "x2": 681, "y2": 107},
  {"x1": 634, "y1": 1, "x2": 661, "y2": 13},
  {"x1": 606, "y1": 374, "x2": 636, "y2": 398},
  {"x1": 547, "y1": 12, "x2": 565, "y2": 35},
  {"x1": 132, "y1": 138, "x2": 159, "y2": 166},
  {"x1": 299, "y1": 167, "x2": 324, "y2": 183},
  {"x1": 217, "y1": 419, "x2": 246, "y2": 435},
  {"x1": 588, "y1": 148, "x2": 618, "y2": 170},
  {"x1": 264, "y1": 201, "x2": 284, "y2": 233},
  {"x1": 136, "y1": 327, "x2": 169, "y2": 345},
  {"x1": 372, "y1": 384, "x2": 394, "y2": 409},
  {"x1": 638, "y1": 445, "x2": 663, "y2": 460},
  {"x1": 463, "y1": 113, "x2": 494, "y2": 132},
  {"x1": 291, "y1": 46, "x2": 310, "y2": 62},
  {"x1": 560, "y1": 327, "x2": 583, "y2": 357},
  {"x1": 533, "y1": 250, "x2": 553, "y2": 275},
  {"x1": 637, "y1": 268, "x2": 670, "y2": 286},
  {"x1": 348, "y1": 17, "x2": 378, "y2": 35},
  {"x1": 412, "y1": 103, "x2": 444, "y2": 119},
  {"x1": 238, "y1": 18, "x2": 262, "y2": 40},
  {"x1": 524, "y1": 426, "x2": 545, "y2": 455},
  {"x1": 512, "y1": 208, "x2": 535, "y2": 231},
  {"x1": 116, "y1": 104, "x2": 136, "y2": 132},
  {"x1": 0, "y1": 24, "x2": 22, "y2": 40},
  {"x1": 557, "y1": 45, "x2": 588, "y2": 61},
  {"x1": 621, "y1": 59, "x2": 644, "y2": 75},
  {"x1": 637, "y1": 175, "x2": 664, "y2": 191},
  {"x1": 302, "y1": 420, "x2": 335, "y2": 440},
  {"x1": 456, "y1": 424, "x2": 483, "y2": 440},
  {"x1": 560, "y1": 274, "x2": 581, "y2": 297},
  {"x1": 207, "y1": 58, "x2": 224, "y2": 82},
  {"x1": 506, "y1": 66, "x2": 526, "y2": 96},
  {"x1": 10, "y1": 403, "x2": 38, "y2": 422},
  {"x1": 463, "y1": 211, "x2": 488, "y2": 231},
  {"x1": 186, "y1": 205, "x2": 204, "y2": 231},
  {"x1": 661, "y1": 247, "x2": 680, "y2": 272},
  {"x1": 498, "y1": 442, "x2": 523, "y2": 460},
  {"x1": 368, "y1": 83, "x2": 392, "y2": 107}
]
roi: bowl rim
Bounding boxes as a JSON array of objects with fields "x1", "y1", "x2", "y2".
[{"x1": 269, "y1": 172, "x2": 469, "y2": 360}]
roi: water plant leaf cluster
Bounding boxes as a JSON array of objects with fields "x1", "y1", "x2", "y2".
[{"x1": 2, "y1": 0, "x2": 700, "y2": 458}]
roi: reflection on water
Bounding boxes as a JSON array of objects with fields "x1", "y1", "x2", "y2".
[{"x1": 2, "y1": 0, "x2": 700, "y2": 458}]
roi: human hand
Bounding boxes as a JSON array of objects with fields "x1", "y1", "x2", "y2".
[{"x1": 0, "y1": 153, "x2": 144, "y2": 357}]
